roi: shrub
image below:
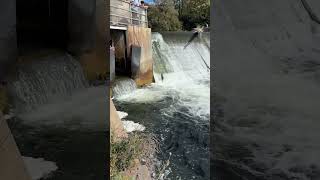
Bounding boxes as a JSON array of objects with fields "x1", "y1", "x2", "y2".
[{"x1": 110, "y1": 132, "x2": 146, "y2": 179}]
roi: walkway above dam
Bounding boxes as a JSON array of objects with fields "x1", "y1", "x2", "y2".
[{"x1": 110, "y1": 0, "x2": 148, "y2": 30}]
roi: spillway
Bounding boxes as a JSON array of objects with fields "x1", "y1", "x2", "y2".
[
  {"x1": 113, "y1": 32, "x2": 210, "y2": 179},
  {"x1": 7, "y1": 53, "x2": 89, "y2": 113},
  {"x1": 6, "y1": 52, "x2": 107, "y2": 179}
]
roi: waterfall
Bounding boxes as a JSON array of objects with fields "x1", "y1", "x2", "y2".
[
  {"x1": 152, "y1": 32, "x2": 210, "y2": 85},
  {"x1": 111, "y1": 78, "x2": 137, "y2": 98},
  {"x1": 151, "y1": 32, "x2": 210, "y2": 119},
  {"x1": 7, "y1": 53, "x2": 89, "y2": 113},
  {"x1": 113, "y1": 32, "x2": 211, "y2": 179}
]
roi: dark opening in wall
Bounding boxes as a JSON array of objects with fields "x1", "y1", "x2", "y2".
[
  {"x1": 16, "y1": 0, "x2": 69, "y2": 54},
  {"x1": 111, "y1": 29, "x2": 131, "y2": 76}
]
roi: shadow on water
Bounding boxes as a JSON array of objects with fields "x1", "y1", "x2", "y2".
[
  {"x1": 5, "y1": 53, "x2": 108, "y2": 179},
  {"x1": 8, "y1": 118, "x2": 107, "y2": 180}
]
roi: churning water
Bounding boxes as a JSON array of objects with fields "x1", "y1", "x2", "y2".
[
  {"x1": 6, "y1": 52, "x2": 107, "y2": 179},
  {"x1": 113, "y1": 32, "x2": 210, "y2": 179},
  {"x1": 7, "y1": 53, "x2": 89, "y2": 113},
  {"x1": 212, "y1": 0, "x2": 320, "y2": 179}
]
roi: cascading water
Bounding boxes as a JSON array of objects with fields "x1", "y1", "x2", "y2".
[
  {"x1": 6, "y1": 52, "x2": 107, "y2": 179},
  {"x1": 212, "y1": 0, "x2": 320, "y2": 179},
  {"x1": 7, "y1": 53, "x2": 89, "y2": 113},
  {"x1": 113, "y1": 32, "x2": 210, "y2": 179},
  {"x1": 112, "y1": 78, "x2": 137, "y2": 98}
]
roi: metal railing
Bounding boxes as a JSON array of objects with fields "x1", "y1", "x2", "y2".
[{"x1": 110, "y1": 0, "x2": 148, "y2": 28}]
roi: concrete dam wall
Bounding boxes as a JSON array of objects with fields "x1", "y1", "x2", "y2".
[
  {"x1": 0, "y1": 0, "x2": 108, "y2": 81},
  {"x1": 0, "y1": 1, "x2": 108, "y2": 179}
]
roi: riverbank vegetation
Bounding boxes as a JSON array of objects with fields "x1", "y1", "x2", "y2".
[
  {"x1": 147, "y1": 0, "x2": 210, "y2": 31},
  {"x1": 111, "y1": 132, "x2": 156, "y2": 179}
]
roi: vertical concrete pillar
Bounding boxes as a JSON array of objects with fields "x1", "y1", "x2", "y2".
[
  {"x1": 131, "y1": 46, "x2": 142, "y2": 79},
  {"x1": 0, "y1": 0, "x2": 17, "y2": 80},
  {"x1": 110, "y1": 49, "x2": 115, "y2": 82},
  {"x1": 127, "y1": 26, "x2": 153, "y2": 86},
  {"x1": 69, "y1": 0, "x2": 108, "y2": 80},
  {"x1": 110, "y1": 99, "x2": 127, "y2": 140},
  {"x1": 0, "y1": 113, "x2": 31, "y2": 180},
  {"x1": 68, "y1": 0, "x2": 96, "y2": 54}
]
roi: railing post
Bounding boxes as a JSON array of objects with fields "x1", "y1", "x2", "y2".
[
  {"x1": 129, "y1": 2, "x2": 132, "y2": 25},
  {"x1": 110, "y1": 0, "x2": 148, "y2": 28},
  {"x1": 145, "y1": 9, "x2": 148, "y2": 28}
]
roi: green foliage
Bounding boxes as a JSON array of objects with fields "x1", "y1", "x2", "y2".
[
  {"x1": 110, "y1": 132, "x2": 145, "y2": 179},
  {"x1": 148, "y1": 0, "x2": 182, "y2": 31},
  {"x1": 147, "y1": 0, "x2": 210, "y2": 31},
  {"x1": 179, "y1": 0, "x2": 210, "y2": 30}
]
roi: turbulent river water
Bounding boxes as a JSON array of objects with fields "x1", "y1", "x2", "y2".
[
  {"x1": 212, "y1": 0, "x2": 320, "y2": 179},
  {"x1": 113, "y1": 32, "x2": 210, "y2": 179},
  {"x1": 6, "y1": 52, "x2": 107, "y2": 180}
]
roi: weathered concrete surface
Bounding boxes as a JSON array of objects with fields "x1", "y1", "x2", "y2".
[
  {"x1": 127, "y1": 26, "x2": 153, "y2": 86},
  {"x1": 110, "y1": 98, "x2": 127, "y2": 140},
  {"x1": 110, "y1": 48, "x2": 116, "y2": 82},
  {"x1": 0, "y1": 0, "x2": 17, "y2": 80},
  {"x1": 77, "y1": 0, "x2": 109, "y2": 80},
  {"x1": 131, "y1": 46, "x2": 142, "y2": 78},
  {"x1": 111, "y1": 30, "x2": 127, "y2": 65},
  {"x1": 68, "y1": 0, "x2": 96, "y2": 53},
  {"x1": 0, "y1": 113, "x2": 31, "y2": 180},
  {"x1": 110, "y1": 0, "x2": 131, "y2": 26}
]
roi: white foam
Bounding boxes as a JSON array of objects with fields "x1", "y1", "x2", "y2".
[
  {"x1": 17, "y1": 86, "x2": 107, "y2": 130},
  {"x1": 122, "y1": 120, "x2": 146, "y2": 133},
  {"x1": 117, "y1": 111, "x2": 146, "y2": 133},
  {"x1": 23, "y1": 156, "x2": 58, "y2": 180},
  {"x1": 115, "y1": 33, "x2": 210, "y2": 121},
  {"x1": 117, "y1": 111, "x2": 128, "y2": 119}
]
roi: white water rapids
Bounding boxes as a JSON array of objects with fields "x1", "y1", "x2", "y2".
[
  {"x1": 213, "y1": 0, "x2": 320, "y2": 179},
  {"x1": 113, "y1": 32, "x2": 210, "y2": 179},
  {"x1": 115, "y1": 32, "x2": 210, "y2": 120}
]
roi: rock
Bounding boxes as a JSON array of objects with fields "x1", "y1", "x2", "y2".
[
  {"x1": 123, "y1": 159, "x2": 152, "y2": 180},
  {"x1": 110, "y1": 98, "x2": 128, "y2": 140}
]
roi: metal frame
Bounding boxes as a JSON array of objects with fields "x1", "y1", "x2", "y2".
[{"x1": 110, "y1": 0, "x2": 148, "y2": 28}]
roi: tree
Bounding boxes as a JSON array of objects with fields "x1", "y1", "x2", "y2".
[
  {"x1": 147, "y1": 0, "x2": 182, "y2": 31},
  {"x1": 179, "y1": 0, "x2": 210, "y2": 30},
  {"x1": 147, "y1": 0, "x2": 210, "y2": 31}
]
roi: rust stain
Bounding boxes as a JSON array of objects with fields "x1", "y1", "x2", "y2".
[
  {"x1": 78, "y1": 51, "x2": 108, "y2": 81},
  {"x1": 127, "y1": 25, "x2": 154, "y2": 86},
  {"x1": 134, "y1": 68, "x2": 154, "y2": 87}
]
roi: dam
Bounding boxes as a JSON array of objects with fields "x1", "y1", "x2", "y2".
[
  {"x1": 213, "y1": 0, "x2": 320, "y2": 179},
  {"x1": 0, "y1": 0, "x2": 108, "y2": 179},
  {"x1": 112, "y1": 31, "x2": 210, "y2": 179},
  {"x1": 109, "y1": 0, "x2": 211, "y2": 179},
  {"x1": 110, "y1": 0, "x2": 153, "y2": 86}
]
